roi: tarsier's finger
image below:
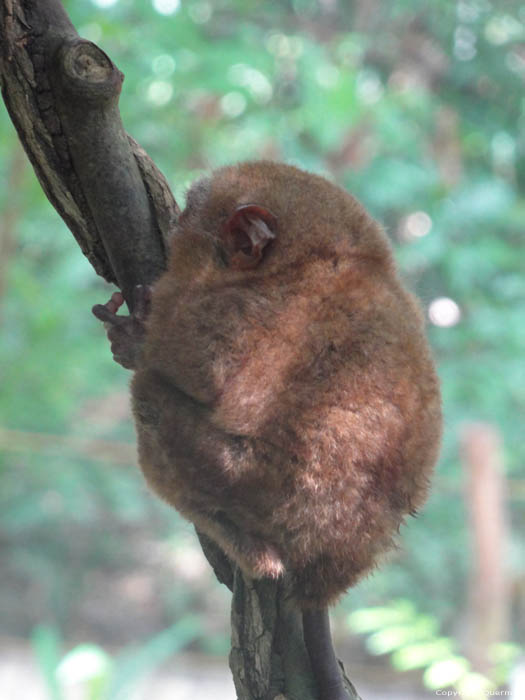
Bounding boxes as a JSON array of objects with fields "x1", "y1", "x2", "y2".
[
  {"x1": 106, "y1": 291, "x2": 125, "y2": 314},
  {"x1": 92, "y1": 303, "x2": 121, "y2": 325},
  {"x1": 132, "y1": 285, "x2": 152, "y2": 320},
  {"x1": 92, "y1": 292, "x2": 125, "y2": 324}
]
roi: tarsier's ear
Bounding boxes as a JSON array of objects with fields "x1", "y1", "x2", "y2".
[{"x1": 221, "y1": 204, "x2": 277, "y2": 270}]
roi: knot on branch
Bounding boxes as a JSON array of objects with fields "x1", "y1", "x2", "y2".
[{"x1": 56, "y1": 39, "x2": 123, "y2": 102}]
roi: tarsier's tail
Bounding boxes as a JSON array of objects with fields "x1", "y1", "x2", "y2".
[{"x1": 302, "y1": 608, "x2": 350, "y2": 700}]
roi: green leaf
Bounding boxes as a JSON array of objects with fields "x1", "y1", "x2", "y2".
[
  {"x1": 347, "y1": 600, "x2": 416, "y2": 633},
  {"x1": 365, "y1": 617, "x2": 438, "y2": 655},
  {"x1": 423, "y1": 656, "x2": 470, "y2": 689},
  {"x1": 391, "y1": 638, "x2": 455, "y2": 671},
  {"x1": 56, "y1": 644, "x2": 113, "y2": 700},
  {"x1": 31, "y1": 625, "x2": 63, "y2": 700},
  {"x1": 457, "y1": 672, "x2": 496, "y2": 698}
]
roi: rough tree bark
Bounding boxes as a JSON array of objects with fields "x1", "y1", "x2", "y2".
[{"x1": 0, "y1": 2, "x2": 361, "y2": 698}]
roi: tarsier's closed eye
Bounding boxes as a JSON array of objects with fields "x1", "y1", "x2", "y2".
[{"x1": 221, "y1": 204, "x2": 277, "y2": 270}]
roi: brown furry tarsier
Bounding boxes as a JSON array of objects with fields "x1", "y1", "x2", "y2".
[{"x1": 93, "y1": 161, "x2": 441, "y2": 700}]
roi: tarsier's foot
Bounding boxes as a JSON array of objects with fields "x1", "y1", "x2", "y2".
[{"x1": 92, "y1": 285, "x2": 152, "y2": 370}]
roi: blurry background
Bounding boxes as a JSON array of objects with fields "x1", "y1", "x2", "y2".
[{"x1": 1, "y1": 0, "x2": 524, "y2": 698}]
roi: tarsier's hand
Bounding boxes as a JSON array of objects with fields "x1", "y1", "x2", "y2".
[{"x1": 92, "y1": 285, "x2": 152, "y2": 370}]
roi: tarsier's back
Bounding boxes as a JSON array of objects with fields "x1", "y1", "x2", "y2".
[{"x1": 131, "y1": 161, "x2": 442, "y2": 608}]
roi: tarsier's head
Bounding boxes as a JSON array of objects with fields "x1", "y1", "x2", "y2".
[{"x1": 168, "y1": 161, "x2": 393, "y2": 283}]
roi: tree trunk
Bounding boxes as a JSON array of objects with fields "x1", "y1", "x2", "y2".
[
  {"x1": 0, "y1": 2, "x2": 361, "y2": 698},
  {"x1": 461, "y1": 423, "x2": 510, "y2": 675}
]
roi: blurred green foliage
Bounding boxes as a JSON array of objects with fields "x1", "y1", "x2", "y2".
[
  {"x1": 1, "y1": 0, "x2": 524, "y2": 684},
  {"x1": 32, "y1": 618, "x2": 202, "y2": 700},
  {"x1": 347, "y1": 600, "x2": 522, "y2": 696}
]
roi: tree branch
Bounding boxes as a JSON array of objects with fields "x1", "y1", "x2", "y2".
[{"x1": 0, "y1": 0, "x2": 177, "y2": 302}]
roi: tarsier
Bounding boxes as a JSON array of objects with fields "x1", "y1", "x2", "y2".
[{"x1": 93, "y1": 161, "x2": 442, "y2": 700}]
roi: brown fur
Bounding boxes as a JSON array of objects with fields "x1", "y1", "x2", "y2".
[{"x1": 130, "y1": 161, "x2": 442, "y2": 608}]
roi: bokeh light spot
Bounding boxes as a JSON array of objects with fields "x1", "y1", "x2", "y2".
[
  {"x1": 147, "y1": 80, "x2": 174, "y2": 106},
  {"x1": 400, "y1": 211, "x2": 433, "y2": 241},
  {"x1": 220, "y1": 92, "x2": 247, "y2": 117},
  {"x1": 428, "y1": 298, "x2": 462, "y2": 328},
  {"x1": 152, "y1": 0, "x2": 181, "y2": 16}
]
